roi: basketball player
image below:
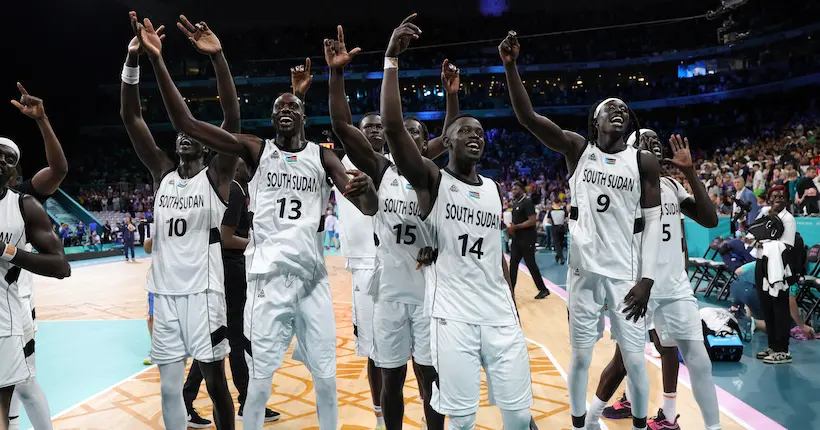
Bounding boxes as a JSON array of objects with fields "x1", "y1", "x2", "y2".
[
  {"x1": 132, "y1": 12, "x2": 379, "y2": 430},
  {"x1": 586, "y1": 132, "x2": 721, "y2": 430},
  {"x1": 5, "y1": 84, "x2": 68, "y2": 430},
  {"x1": 500, "y1": 31, "x2": 662, "y2": 430},
  {"x1": 124, "y1": 13, "x2": 238, "y2": 430},
  {"x1": 325, "y1": 26, "x2": 463, "y2": 430},
  {"x1": 381, "y1": 15, "x2": 533, "y2": 429},
  {"x1": 0, "y1": 137, "x2": 70, "y2": 429}
]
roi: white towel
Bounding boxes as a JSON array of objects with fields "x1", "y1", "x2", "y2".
[{"x1": 760, "y1": 240, "x2": 790, "y2": 297}]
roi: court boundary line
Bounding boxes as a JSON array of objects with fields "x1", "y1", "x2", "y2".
[
  {"x1": 508, "y1": 255, "x2": 780, "y2": 430},
  {"x1": 49, "y1": 365, "x2": 157, "y2": 421}
]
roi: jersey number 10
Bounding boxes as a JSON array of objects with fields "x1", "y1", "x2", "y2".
[{"x1": 167, "y1": 218, "x2": 188, "y2": 237}]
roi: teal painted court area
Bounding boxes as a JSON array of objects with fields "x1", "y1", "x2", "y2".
[
  {"x1": 16, "y1": 319, "x2": 150, "y2": 430},
  {"x1": 529, "y1": 248, "x2": 820, "y2": 430}
]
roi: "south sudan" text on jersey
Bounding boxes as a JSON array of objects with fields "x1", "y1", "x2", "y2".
[
  {"x1": 266, "y1": 172, "x2": 318, "y2": 192},
  {"x1": 444, "y1": 203, "x2": 500, "y2": 229},
  {"x1": 382, "y1": 198, "x2": 422, "y2": 217},
  {"x1": 158, "y1": 195, "x2": 205, "y2": 210},
  {"x1": 581, "y1": 169, "x2": 636, "y2": 192}
]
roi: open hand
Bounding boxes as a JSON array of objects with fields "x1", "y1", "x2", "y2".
[
  {"x1": 385, "y1": 14, "x2": 421, "y2": 57},
  {"x1": 130, "y1": 11, "x2": 163, "y2": 58},
  {"x1": 10, "y1": 83, "x2": 45, "y2": 120},
  {"x1": 177, "y1": 15, "x2": 222, "y2": 55},
  {"x1": 323, "y1": 25, "x2": 361, "y2": 69},
  {"x1": 623, "y1": 279, "x2": 653, "y2": 322},
  {"x1": 291, "y1": 58, "x2": 313, "y2": 96},
  {"x1": 498, "y1": 30, "x2": 520, "y2": 65},
  {"x1": 663, "y1": 134, "x2": 694, "y2": 170},
  {"x1": 343, "y1": 170, "x2": 372, "y2": 197},
  {"x1": 128, "y1": 25, "x2": 165, "y2": 56},
  {"x1": 441, "y1": 59, "x2": 460, "y2": 94}
]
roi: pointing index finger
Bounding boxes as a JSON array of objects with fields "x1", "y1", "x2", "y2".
[
  {"x1": 16, "y1": 82, "x2": 28, "y2": 96},
  {"x1": 304, "y1": 57, "x2": 311, "y2": 72},
  {"x1": 337, "y1": 25, "x2": 345, "y2": 44},
  {"x1": 401, "y1": 13, "x2": 418, "y2": 25}
]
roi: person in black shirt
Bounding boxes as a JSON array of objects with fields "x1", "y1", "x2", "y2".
[{"x1": 507, "y1": 182, "x2": 550, "y2": 299}]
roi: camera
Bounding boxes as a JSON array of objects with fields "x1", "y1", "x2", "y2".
[{"x1": 732, "y1": 198, "x2": 752, "y2": 223}]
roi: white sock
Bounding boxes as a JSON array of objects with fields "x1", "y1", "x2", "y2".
[
  {"x1": 313, "y1": 376, "x2": 338, "y2": 430},
  {"x1": 157, "y1": 361, "x2": 187, "y2": 430},
  {"x1": 586, "y1": 396, "x2": 608, "y2": 423},
  {"x1": 374, "y1": 405, "x2": 385, "y2": 427},
  {"x1": 662, "y1": 392, "x2": 677, "y2": 421}
]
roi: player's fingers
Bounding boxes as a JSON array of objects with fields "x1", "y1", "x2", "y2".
[
  {"x1": 156, "y1": 25, "x2": 166, "y2": 34},
  {"x1": 442, "y1": 58, "x2": 450, "y2": 72},
  {"x1": 404, "y1": 23, "x2": 422, "y2": 34},
  {"x1": 682, "y1": 137, "x2": 690, "y2": 149},
  {"x1": 177, "y1": 21, "x2": 193, "y2": 37},
  {"x1": 16, "y1": 82, "x2": 28, "y2": 95},
  {"x1": 349, "y1": 47, "x2": 362, "y2": 56},
  {"x1": 416, "y1": 262, "x2": 423, "y2": 270},
  {"x1": 159, "y1": 34, "x2": 166, "y2": 41},
  {"x1": 200, "y1": 22, "x2": 210, "y2": 32},
  {"x1": 10, "y1": 100, "x2": 23, "y2": 110},
  {"x1": 143, "y1": 17, "x2": 155, "y2": 32},
  {"x1": 304, "y1": 57, "x2": 311, "y2": 71},
  {"x1": 179, "y1": 14, "x2": 197, "y2": 33},
  {"x1": 400, "y1": 13, "x2": 418, "y2": 25},
  {"x1": 337, "y1": 25, "x2": 345, "y2": 43}
]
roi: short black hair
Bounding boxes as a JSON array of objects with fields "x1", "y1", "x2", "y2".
[
  {"x1": 359, "y1": 112, "x2": 381, "y2": 127},
  {"x1": 587, "y1": 99, "x2": 641, "y2": 147},
  {"x1": 512, "y1": 181, "x2": 524, "y2": 189},
  {"x1": 403, "y1": 116, "x2": 429, "y2": 141},
  {"x1": 445, "y1": 114, "x2": 481, "y2": 135}
]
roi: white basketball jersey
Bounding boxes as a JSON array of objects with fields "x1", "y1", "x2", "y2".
[
  {"x1": 16, "y1": 244, "x2": 33, "y2": 299},
  {"x1": 569, "y1": 144, "x2": 643, "y2": 280},
  {"x1": 0, "y1": 189, "x2": 27, "y2": 337},
  {"x1": 427, "y1": 169, "x2": 517, "y2": 326},
  {"x1": 335, "y1": 155, "x2": 379, "y2": 268},
  {"x1": 653, "y1": 177, "x2": 694, "y2": 299},
  {"x1": 374, "y1": 163, "x2": 431, "y2": 305},
  {"x1": 147, "y1": 168, "x2": 226, "y2": 295},
  {"x1": 246, "y1": 140, "x2": 332, "y2": 280}
]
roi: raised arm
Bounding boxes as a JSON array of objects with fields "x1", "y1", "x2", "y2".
[
  {"x1": 10, "y1": 84, "x2": 68, "y2": 196},
  {"x1": 2, "y1": 195, "x2": 70, "y2": 279},
  {"x1": 381, "y1": 14, "x2": 439, "y2": 190},
  {"x1": 667, "y1": 135, "x2": 719, "y2": 228},
  {"x1": 119, "y1": 30, "x2": 174, "y2": 182},
  {"x1": 291, "y1": 58, "x2": 313, "y2": 141},
  {"x1": 499, "y1": 32, "x2": 585, "y2": 158},
  {"x1": 131, "y1": 12, "x2": 262, "y2": 170},
  {"x1": 425, "y1": 60, "x2": 460, "y2": 160},
  {"x1": 325, "y1": 27, "x2": 388, "y2": 180},
  {"x1": 322, "y1": 148, "x2": 378, "y2": 215}
]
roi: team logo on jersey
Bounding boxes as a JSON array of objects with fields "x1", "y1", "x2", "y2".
[
  {"x1": 167, "y1": 179, "x2": 175, "y2": 185},
  {"x1": 391, "y1": 179, "x2": 399, "y2": 186},
  {"x1": 605, "y1": 157, "x2": 616, "y2": 165},
  {"x1": 574, "y1": 268, "x2": 580, "y2": 276},
  {"x1": 286, "y1": 155, "x2": 297, "y2": 163},
  {"x1": 271, "y1": 150, "x2": 280, "y2": 159},
  {"x1": 177, "y1": 182, "x2": 187, "y2": 188},
  {"x1": 589, "y1": 153, "x2": 597, "y2": 161},
  {"x1": 450, "y1": 185, "x2": 458, "y2": 192},
  {"x1": 469, "y1": 191, "x2": 480, "y2": 199},
  {"x1": 405, "y1": 183, "x2": 413, "y2": 190},
  {"x1": 257, "y1": 288, "x2": 266, "y2": 298}
]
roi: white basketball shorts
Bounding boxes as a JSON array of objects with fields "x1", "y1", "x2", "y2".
[
  {"x1": 245, "y1": 273, "x2": 337, "y2": 379},
  {"x1": 430, "y1": 318, "x2": 533, "y2": 415},
  {"x1": 0, "y1": 335, "x2": 31, "y2": 389},
  {"x1": 150, "y1": 289, "x2": 229, "y2": 365},
  {"x1": 647, "y1": 295, "x2": 702, "y2": 347},
  {"x1": 372, "y1": 301, "x2": 431, "y2": 369},
  {"x1": 350, "y1": 267, "x2": 377, "y2": 358},
  {"x1": 567, "y1": 268, "x2": 647, "y2": 353}
]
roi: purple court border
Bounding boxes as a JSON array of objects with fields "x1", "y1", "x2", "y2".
[{"x1": 507, "y1": 255, "x2": 785, "y2": 430}]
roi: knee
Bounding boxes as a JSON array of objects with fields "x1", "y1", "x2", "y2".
[
  {"x1": 570, "y1": 346, "x2": 594, "y2": 370},
  {"x1": 501, "y1": 408, "x2": 531, "y2": 429},
  {"x1": 449, "y1": 413, "x2": 477, "y2": 430},
  {"x1": 620, "y1": 351, "x2": 648, "y2": 379},
  {"x1": 313, "y1": 376, "x2": 337, "y2": 397}
]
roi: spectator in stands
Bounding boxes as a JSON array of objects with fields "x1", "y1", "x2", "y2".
[
  {"x1": 90, "y1": 230, "x2": 102, "y2": 251},
  {"x1": 732, "y1": 177, "x2": 760, "y2": 232},
  {"x1": 75, "y1": 221, "x2": 86, "y2": 244},
  {"x1": 59, "y1": 223, "x2": 72, "y2": 248},
  {"x1": 795, "y1": 167, "x2": 819, "y2": 214},
  {"x1": 102, "y1": 221, "x2": 113, "y2": 244},
  {"x1": 123, "y1": 216, "x2": 136, "y2": 262}
]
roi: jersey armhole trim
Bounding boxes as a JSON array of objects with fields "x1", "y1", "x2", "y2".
[
  {"x1": 319, "y1": 146, "x2": 334, "y2": 187},
  {"x1": 419, "y1": 169, "x2": 443, "y2": 222},
  {"x1": 375, "y1": 160, "x2": 392, "y2": 192},
  {"x1": 206, "y1": 168, "x2": 230, "y2": 208}
]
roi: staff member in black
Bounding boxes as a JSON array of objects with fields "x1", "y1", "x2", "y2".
[
  {"x1": 547, "y1": 200, "x2": 567, "y2": 265},
  {"x1": 183, "y1": 160, "x2": 281, "y2": 423},
  {"x1": 507, "y1": 182, "x2": 551, "y2": 299}
]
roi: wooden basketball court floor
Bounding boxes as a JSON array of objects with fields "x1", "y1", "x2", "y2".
[{"x1": 23, "y1": 255, "x2": 771, "y2": 429}]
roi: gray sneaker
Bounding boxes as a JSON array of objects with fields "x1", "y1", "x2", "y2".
[
  {"x1": 763, "y1": 351, "x2": 792, "y2": 364},
  {"x1": 755, "y1": 347, "x2": 774, "y2": 359}
]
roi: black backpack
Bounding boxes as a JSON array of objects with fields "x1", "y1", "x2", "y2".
[{"x1": 786, "y1": 232, "x2": 807, "y2": 284}]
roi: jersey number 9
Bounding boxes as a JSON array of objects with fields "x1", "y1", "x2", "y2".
[{"x1": 596, "y1": 194, "x2": 610, "y2": 212}]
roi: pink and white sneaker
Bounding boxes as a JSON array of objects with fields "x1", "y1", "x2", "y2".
[{"x1": 648, "y1": 408, "x2": 681, "y2": 430}]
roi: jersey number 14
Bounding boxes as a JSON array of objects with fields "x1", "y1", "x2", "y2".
[{"x1": 458, "y1": 234, "x2": 484, "y2": 259}]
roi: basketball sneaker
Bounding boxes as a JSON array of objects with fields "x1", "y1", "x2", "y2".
[
  {"x1": 602, "y1": 392, "x2": 632, "y2": 419},
  {"x1": 647, "y1": 408, "x2": 680, "y2": 430},
  {"x1": 237, "y1": 405, "x2": 281, "y2": 422},
  {"x1": 755, "y1": 347, "x2": 774, "y2": 359},
  {"x1": 187, "y1": 409, "x2": 212, "y2": 429},
  {"x1": 763, "y1": 351, "x2": 792, "y2": 364}
]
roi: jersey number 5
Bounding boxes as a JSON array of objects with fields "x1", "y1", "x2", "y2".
[
  {"x1": 276, "y1": 198, "x2": 302, "y2": 220},
  {"x1": 457, "y1": 234, "x2": 484, "y2": 259},
  {"x1": 167, "y1": 218, "x2": 187, "y2": 237},
  {"x1": 392, "y1": 224, "x2": 417, "y2": 245},
  {"x1": 662, "y1": 223, "x2": 671, "y2": 241}
]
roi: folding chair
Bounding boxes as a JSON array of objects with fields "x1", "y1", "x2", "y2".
[
  {"x1": 796, "y1": 245, "x2": 820, "y2": 328},
  {"x1": 690, "y1": 237, "x2": 725, "y2": 292}
]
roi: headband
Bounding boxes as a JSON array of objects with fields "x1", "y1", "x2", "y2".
[
  {"x1": 626, "y1": 129, "x2": 655, "y2": 147},
  {"x1": 0, "y1": 137, "x2": 20, "y2": 166},
  {"x1": 594, "y1": 97, "x2": 626, "y2": 119}
]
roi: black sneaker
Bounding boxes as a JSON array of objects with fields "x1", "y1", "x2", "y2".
[
  {"x1": 756, "y1": 347, "x2": 774, "y2": 359},
  {"x1": 763, "y1": 351, "x2": 792, "y2": 364},
  {"x1": 237, "y1": 406, "x2": 281, "y2": 422},
  {"x1": 187, "y1": 409, "x2": 212, "y2": 428},
  {"x1": 535, "y1": 290, "x2": 550, "y2": 300},
  {"x1": 602, "y1": 392, "x2": 633, "y2": 419},
  {"x1": 529, "y1": 416, "x2": 539, "y2": 429}
]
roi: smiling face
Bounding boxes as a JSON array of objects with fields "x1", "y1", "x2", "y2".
[
  {"x1": 596, "y1": 99, "x2": 629, "y2": 136},
  {"x1": 271, "y1": 93, "x2": 304, "y2": 137},
  {"x1": 359, "y1": 114, "x2": 385, "y2": 152},
  {"x1": 638, "y1": 130, "x2": 661, "y2": 159},
  {"x1": 769, "y1": 188, "x2": 787, "y2": 213},
  {"x1": 446, "y1": 116, "x2": 485, "y2": 164}
]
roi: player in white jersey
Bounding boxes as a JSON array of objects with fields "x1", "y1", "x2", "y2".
[
  {"x1": 588, "y1": 132, "x2": 722, "y2": 430},
  {"x1": 379, "y1": 16, "x2": 533, "y2": 430},
  {"x1": 127, "y1": 14, "x2": 238, "y2": 429},
  {"x1": 6, "y1": 84, "x2": 68, "y2": 430},
  {"x1": 500, "y1": 32, "x2": 662, "y2": 430},
  {"x1": 0, "y1": 137, "x2": 70, "y2": 427},
  {"x1": 134, "y1": 14, "x2": 379, "y2": 430},
  {"x1": 325, "y1": 26, "x2": 459, "y2": 429}
]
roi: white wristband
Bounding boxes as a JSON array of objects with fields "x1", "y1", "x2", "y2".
[
  {"x1": 121, "y1": 64, "x2": 140, "y2": 85},
  {"x1": 384, "y1": 57, "x2": 398, "y2": 70},
  {"x1": 1, "y1": 244, "x2": 17, "y2": 262}
]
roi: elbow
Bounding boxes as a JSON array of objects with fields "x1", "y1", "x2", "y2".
[
  {"x1": 55, "y1": 260, "x2": 71, "y2": 279},
  {"x1": 705, "y1": 215, "x2": 719, "y2": 229},
  {"x1": 516, "y1": 110, "x2": 539, "y2": 129}
]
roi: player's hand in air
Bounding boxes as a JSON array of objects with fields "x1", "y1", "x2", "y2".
[
  {"x1": 343, "y1": 170, "x2": 372, "y2": 198},
  {"x1": 385, "y1": 14, "x2": 422, "y2": 57},
  {"x1": 324, "y1": 25, "x2": 361, "y2": 69},
  {"x1": 663, "y1": 134, "x2": 694, "y2": 170},
  {"x1": 415, "y1": 246, "x2": 438, "y2": 270},
  {"x1": 10, "y1": 83, "x2": 45, "y2": 120},
  {"x1": 291, "y1": 58, "x2": 313, "y2": 95},
  {"x1": 177, "y1": 15, "x2": 221, "y2": 55},
  {"x1": 127, "y1": 22, "x2": 165, "y2": 57},
  {"x1": 130, "y1": 12, "x2": 164, "y2": 58},
  {"x1": 441, "y1": 59, "x2": 460, "y2": 94},
  {"x1": 498, "y1": 30, "x2": 520, "y2": 65},
  {"x1": 623, "y1": 279, "x2": 653, "y2": 322}
]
